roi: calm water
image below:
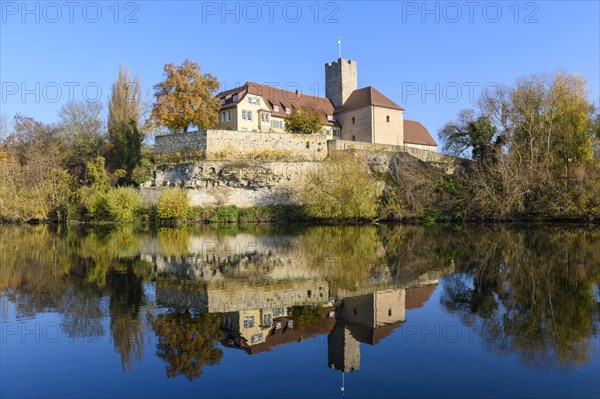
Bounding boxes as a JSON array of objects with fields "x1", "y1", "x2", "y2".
[{"x1": 1, "y1": 224, "x2": 599, "y2": 398}]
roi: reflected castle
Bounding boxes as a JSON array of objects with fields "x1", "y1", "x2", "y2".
[{"x1": 145, "y1": 230, "x2": 452, "y2": 374}]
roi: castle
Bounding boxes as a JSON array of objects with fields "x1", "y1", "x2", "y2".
[{"x1": 213, "y1": 57, "x2": 437, "y2": 152}]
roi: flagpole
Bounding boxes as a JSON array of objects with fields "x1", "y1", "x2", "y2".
[{"x1": 338, "y1": 37, "x2": 342, "y2": 59}]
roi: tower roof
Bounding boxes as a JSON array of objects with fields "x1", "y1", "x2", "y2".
[{"x1": 334, "y1": 86, "x2": 405, "y2": 113}]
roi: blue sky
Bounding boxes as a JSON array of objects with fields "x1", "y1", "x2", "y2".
[{"x1": 1, "y1": 0, "x2": 599, "y2": 144}]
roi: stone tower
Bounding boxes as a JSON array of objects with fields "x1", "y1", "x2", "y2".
[
  {"x1": 325, "y1": 58, "x2": 358, "y2": 108},
  {"x1": 328, "y1": 323, "x2": 360, "y2": 372}
]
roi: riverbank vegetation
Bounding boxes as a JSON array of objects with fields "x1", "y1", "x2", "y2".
[{"x1": 1, "y1": 67, "x2": 598, "y2": 224}]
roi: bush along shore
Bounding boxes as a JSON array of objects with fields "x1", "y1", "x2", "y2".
[{"x1": 1, "y1": 70, "x2": 599, "y2": 226}]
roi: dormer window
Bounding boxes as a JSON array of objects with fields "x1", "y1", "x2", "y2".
[
  {"x1": 232, "y1": 94, "x2": 238, "y2": 102},
  {"x1": 273, "y1": 105, "x2": 280, "y2": 112},
  {"x1": 221, "y1": 98, "x2": 226, "y2": 105},
  {"x1": 327, "y1": 115, "x2": 334, "y2": 121},
  {"x1": 285, "y1": 107, "x2": 291, "y2": 114}
]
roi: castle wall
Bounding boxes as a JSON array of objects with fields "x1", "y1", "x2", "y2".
[
  {"x1": 327, "y1": 139, "x2": 447, "y2": 164},
  {"x1": 155, "y1": 131, "x2": 207, "y2": 155},
  {"x1": 205, "y1": 129, "x2": 329, "y2": 161},
  {"x1": 154, "y1": 130, "x2": 329, "y2": 161},
  {"x1": 335, "y1": 106, "x2": 373, "y2": 142},
  {"x1": 372, "y1": 107, "x2": 404, "y2": 146}
]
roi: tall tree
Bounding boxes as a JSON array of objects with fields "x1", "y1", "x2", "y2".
[
  {"x1": 106, "y1": 66, "x2": 145, "y2": 180},
  {"x1": 108, "y1": 65, "x2": 142, "y2": 132},
  {"x1": 59, "y1": 101, "x2": 105, "y2": 179},
  {"x1": 150, "y1": 60, "x2": 220, "y2": 133},
  {"x1": 439, "y1": 109, "x2": 501, "y2": 162}
]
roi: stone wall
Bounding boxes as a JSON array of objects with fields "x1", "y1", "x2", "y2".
[
  {"x1": 328, "y1": 139, "x2": 447, "y2": 164},
  {"x1": 141, "y1": 161, "x2": 321, "y2": 208},
  {"x1": 205, "y1": 129, "x2": 329, "y2": 161},
  {"x1": 155, "y1": 129, "x2": 329, "y2": 161},
  {"x1": 155, "y1": 131, "x2": 207, "y2": 155}
]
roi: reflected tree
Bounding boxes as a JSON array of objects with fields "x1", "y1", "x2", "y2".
[
  {"x1": 151, "y1": 311, "x2": 223, "y2": 381},
  {"x1": 441, "y1": 227, "x2": 600, "y2": 369}
]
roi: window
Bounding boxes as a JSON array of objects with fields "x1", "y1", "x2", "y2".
[
  {"x1": 248, "y1": 96, "x2": 260, "y2": 105},
  {"x1": 386, "y1": 115, "x2": 390, "y2": 123},
  {"x1": 263, "y1": 313, "x2": 272, "y2": 326},
  {"x1": 232, "y1": 94, "x2": 238, "y2": 102},
  {"x1": 272, "y1": 120, "x2": 283, "y2": 129},
  {"x1": 333, "y1": 128, "x2": 340, "y2": 137},
  {"x1": 242, "y1": 110, "x2": 247, "y2": 120},
  {"x1": 221, "y1": 110, "x2": 231, "y2": 122},
  {"x1": 273, "y1": 105, "x2": 280, "y2": 112},
  {"x1": 247, "y1": 111, "x2": 252, "y2": 121},
  {"x1": 352, "y1": 135, "x2": 356, "y2": 141},
  {"x1": 243, "y1": 315, "x2": 255, "y2": 328},
  {"x1": 221, "y1": 98, "x2": 226, "y2": 105},
  {"x1": 327, "y1": 115, "x2": 334, "y2": 121},
  {"x1": 352, "y1": 117, "x2": 355, "y2": 124},
  {"x1": 261, "y1": 112, "x2": 270, "y2": 123},
  {"x1": 285, "y1": 107, "x2": 291, "y2": 114},
  {"x1": 251, "y1": 332, "x2": 263, "y2": 344},
  {"x1": 273, "y1": 307, "x2": 285, "y2": 317},
  {"x1": 388, "y1": 308, "x2": 392, "y2": 317}
]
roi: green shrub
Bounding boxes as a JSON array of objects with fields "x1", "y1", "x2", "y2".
[
  {"x1": 131, "y1": 158, "x2": 154, "y2": 185},
  {"x1": 209, "y1": 205, "x2": 239, "y2": 223},
  {"x1": 157, "y1": 188, "x2": 190, "y2": 220},
  {"x1": 299, "y1": 155, "x2": 380, "y2": 220},
  {"x1": 105, "y1": 187, "x2": 142, "y2": 222},
  {"x1": 84, "y1": 187, "x2": 141, "y2": 222},
  {"x1": 85, "y1": 190, "x2": 110, "y2": 221}
]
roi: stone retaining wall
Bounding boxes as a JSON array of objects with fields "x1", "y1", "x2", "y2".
[
  {"x1": 155, "y1": 131, "x2": 206, "y2": 155},
  {"x1": 155, "y1": 129, "x2": 329, "y2": 161}
]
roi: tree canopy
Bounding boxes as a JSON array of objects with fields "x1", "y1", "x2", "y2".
[
  {"x1": 284, "y1": 107, "x2": 323, "y2": 134},
  {"x1": 150, "y1": 60, "x2": 221, "y2": 133}
]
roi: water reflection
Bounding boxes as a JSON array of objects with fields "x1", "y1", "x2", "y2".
[{"x1": 1, "y1": 224, "x2": 599, "y2": 385}]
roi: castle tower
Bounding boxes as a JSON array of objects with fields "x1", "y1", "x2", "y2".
[
  {"x1": 325, "y1": 58, "x2": 358, "y2": 108},
  {"x1": 328, "y1": 323, "x2": 360, "y2": 373}
]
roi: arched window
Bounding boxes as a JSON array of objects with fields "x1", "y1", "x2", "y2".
[
  {"x1": 352, "y1": 135, "x2": 356, "y2": 141},
  {"x1": 386, "y1": 115, "x2": 390, "y2": 123},
  {"x1": 352, "y1": 117, "x2": 355, "y2": 124}
]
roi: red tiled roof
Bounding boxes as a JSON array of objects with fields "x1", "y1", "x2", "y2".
[
  {"x1": 403, "y1": 119, "x2": 437, "y2": 147},
  {"x1": 334, "y1": 86, "x2": 405, "y2": 113},
  {"x1": 216, "y1": 82, "x2": 339, "y2": 127},
  {"x1": 406, "y1": 284, "x2": 437, "y2": 310}
]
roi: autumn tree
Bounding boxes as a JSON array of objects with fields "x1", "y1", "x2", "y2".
[
  {"x1": 439, "y1": 72, "x2": 599, "y2": 219},
  {"x1": 59, "y1": 101, "x2": 106, "y2": 179},
  {"x1": 108, "y1": 65, "x2": 143, "y2": 131},
  {"x1": 439, "y1": 109, "x2": 501, "y2": 163},
  {"x1": 105, "y1": 66, "x2": 145, "y2": 181},
  {"x1": 0, "y1": 116, "x2": 73, "y2": 222},
  {"x1": 284, "y1": 107, "x2": 323, "y2": 134},
  {"x1": 150, "y1": 60, "x2": 220, "y2": 133},
  {"x1": 151, "y1": 311, "x2": 223, "y2": 380},
  {"x1": 0, "y1": 114, "x2": 7, "y2": 162}
]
